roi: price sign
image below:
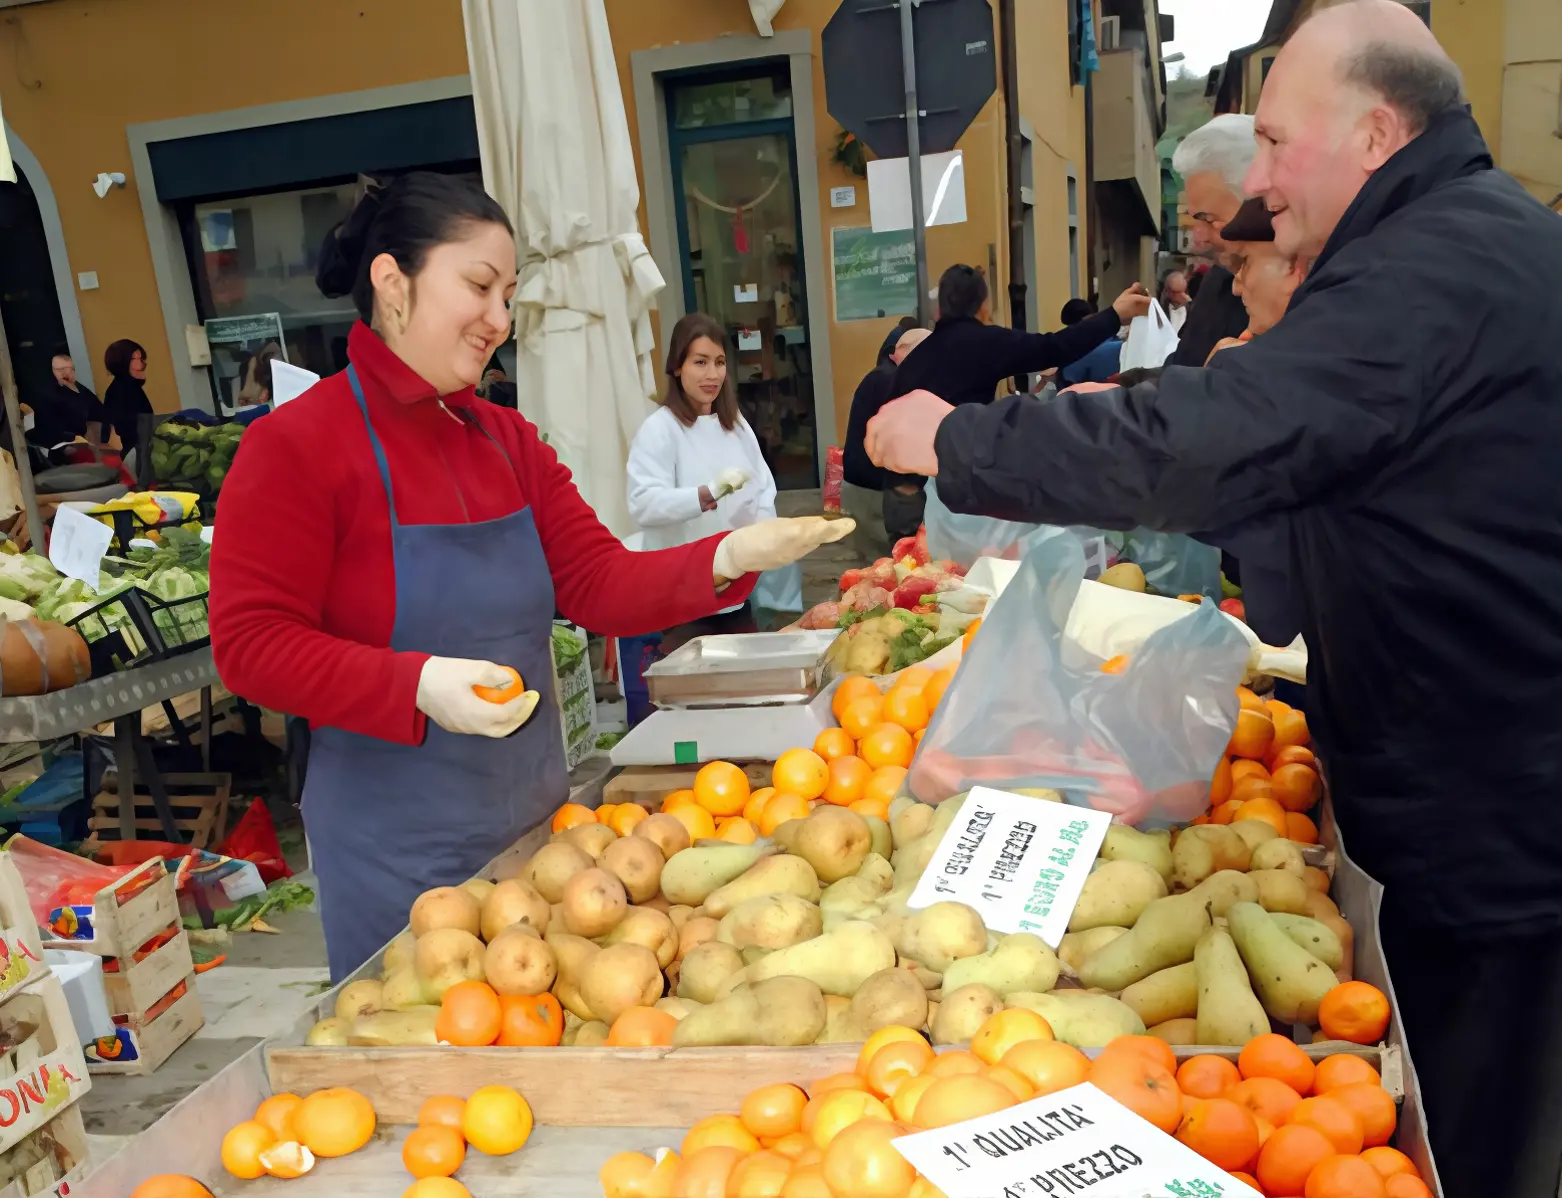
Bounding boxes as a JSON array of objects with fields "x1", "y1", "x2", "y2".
[
  {"x1": 48, "y1": 505, "x2": 113, "y2": 590},
  {"x1": 892, "y1": 1082, "x2": 1263, "y2": 1198},
  {"x1": 906, "y1": 787, "x2": 1112, "y2": 948}
]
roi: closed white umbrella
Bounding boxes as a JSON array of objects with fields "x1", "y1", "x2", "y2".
[{"x1": 463, "y1": 0, "x2": 665, "y2": 536}]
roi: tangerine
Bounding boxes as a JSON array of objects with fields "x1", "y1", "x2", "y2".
[
  {"x1": 780, "y1": 1164, "x2": 834, "y2": 1198},
  {"x1": 1176, "y1": 1054, "x2": 1243, "y2": 1100},
  {"x1": 606, "y1": 804, "x2": 648, "y2": 836},
  {"x1": 1288, "y1": 812, "x2": 1321, "y2": 844},
  {"x1": 1303, "y1": 1153, "x2": 1386, "y2": 1198},
  {"x1": 682, "y1": 1113, "x2": 761, "y2": 1156},
  {"x1": 1234, "y1": 795, "x2": 1289, "y2": 837},
  {"x1": 1100, "y1": 654, "x2": 1132, "y2": 675},
  {"x1": 129, "y1": 1179, "x2": 214, "y2": 1198},
  {"x1": 840, "y1": 695, "x2": 887, "y2": 740},
  {"x1": 971, "y1": 1008, "x2": 1053, "y2": 1065},
  {"x1": 744, "y1": 786, "x2": 778, "y2": 823},
  {"x1": 674, "y1": 1145, "x2": 745, "y2": 1198},
  {"x1": 1089, "y1": 1053, "x2": 1182, "y2": 1133},
  {"x1": 1236, "y1": 686, "x2": 1266, "y2": 711},
  {"x1": 864, "y1": 1038, "x2": 935, "y2": 1096},
  {"x1": 402, "y1": 1182, "x2": 471, "y2": 1198},
  {"x1": 1210, "y1": 757, "x2": 1234, "y2": 804},
  {"x1": 257, "y1": 1142, "x2": 315, "y2": 1180},
  {"x1": 832, "y1": 675, "x2": 882, "y2": 722},
  {"x1": 1384, "y1": 1178, "x2": 1433, "y2": 1198},
  {"x1": 882, "y1": 687, "x2": 930, "y2": 733},
  {"x1": 436, "y1": 981, "x2": 503, "y2": 1047},
  {"x1": 716, "y1": 816, "x2": 759, "y2": 843},
  {"x1": 1256, "y1": 1123, "x2": 1335, "y2": 1196},
  {"x1": 814, "y1": 727, "x2": 857, "y2": 762},
  {"x1": 985, "y1": 1065, "x2": 1037, "y2": 1103},
  {"x1": 402, "y1": 1126, "x2": 466, "y2": 1179},
  {"x1": 1229, "y1": 759, "x2": 1271, "y2": 785},
  {"x1": 254, "y1": 1093, "x2": 304, "y2": 1142},
  {"x1": 924, "y1": 1050, "x2": 986, "y2": 1078},
  {"x1": 730, "y1": 1149, "x2": 795, "y2": 1198},
  {"x1": 922, "y1": 666, "x2": 957, "y2": 711},
  {"x1": 1318, "y1": 982, "x2": 1391, "y2": 1044},
  {"x1": 497, "y1": 992, "x2": 564, "y2": 1047},
  {"x1": 1098, "y1": 1034, "x2": 1178, "y2": 1075},
  {"x1": 295, "y1": 1088, "x2": 376, "y2": 1158},
  {"x1": 1000, "y1": 1040, "x2": 1091, "y2": 1096},
  {"x1": 1329, "y1": 1081, "x2": 1397, "y2": 1148},
  {"x1": 892, "y1": 666, "x2": 934, "y2": 692},
  {"x1": 770, "y1": 1132, "x2": 815, "y2": 1160},
  {"x1": 418, "y1": 1095, "x2": 467, "y2": 1133},
  {"x1": 822, "y1": 755, "x2": 873, "y2": 806},
  {"x1": 461, "y1": 1085, "x2": 533, "y2": 1156},
  {"x1": 809, "y1": 1089, "x2": 893, "y2": 1147},
  {"x1": 1271, "y1": 707, "x2": 1311, "y2": 752},
  {"x1": 1272, "y1": 763, "x2": 1323, "y2": 813},
  {"x1": 1227, "y1": 1076, "x2": 1303, "y2": 1127},
  {"x1": 1228, "y1": 709, "x2": 1276, "y2": 760},
  {"x1": 666, "y1": 801, "x2": 717, "y2": 842},
  {"x1": 742, "y1": 1083, "x2": 810, "y2": 1139},
  {"x1": 890, "y1": 1073, "x2": 937, "y2": 1122},
  {"x1": 811, "y1": 1070, "x2": 872, "y2": 1097},
  {"x1": 221, "y1": 1121, "x2": 276, "y2": 1180},
  {"x1": 551, "y1": 803, "x2": 597, "y2": 833},
  {"x1": 600, "y1": 1148, "x2": 681, "y2": 1198},
  {"x1": 693, "y1": 761, "x2": 751, "y2": 817},
  {"x1": 473, "y1": 666, "x2": 524, "y2": 703},
  {"x1": 1176, "y1": 1098, "x2": 1260, "y2": 1172},
  {"x1": 862, "y1": 766, "x2": 908, "y2": 806},
  {"x1": 1360, "y1": 1146, "x2": 1420, "y2": 1180},
  {"x1": 1230, "y1": 776, "x2": 1278, "y2": 806},
  {"x1": 1291, "y1": 1095, "x2": 1365, "y2": 1155},
  {"x1": 859, "y1": 723, "x2": 915, "y2": 770},
  {"x1": 760, "y1": 792, "x2": 812, "y2": 836},
  {"x1": 1211, "y1": 799, "x2": 1245, "y2": 825},
  {"x1": 961, "y1": 619, "x2": 982, "y2": 651},
  {"x1": 913, "y1": 1075, "x2": 1017, "y2": 1129},
  {"x1": 1270, "y1": 744, "x2": 1319, "y2": 771},
  {"x1": 821, "y1": 1118, "x2": 918, "y2": 1198},
  {"x1": 773, "y1": 748, "x2": 830, "y2": 801},
  {"x1": 1239, "y1": 1034, "x2": 1316, "y2": 1095},
  {"x1": 850, "y1": 797, "x2": 891, "y2": 820},
  {"x1": 661, "y1": 789, "x2": 698, "y2": 813},
  {"x1": 607, "y1": 1006, "x2": 677, "y2": 1047},
  {"x1": 1313, "y1": 1055, "x2": 1381, "y2": 1093}
]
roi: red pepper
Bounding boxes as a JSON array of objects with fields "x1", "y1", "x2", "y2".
[
  {"x1": 1219, "y1": 598, "x2": 1247, "y2": 623},
  {"x1": 894, "y1": 577, "x2": 940, "y2": 609}
]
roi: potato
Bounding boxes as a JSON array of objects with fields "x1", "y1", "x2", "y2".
[
  {"x1": 410, "y1": 887, "x2": 481, "y2": 938},
  {"x1": 572, "y1": 1020, "x2": 611, "y2": 1047},
  {"x1": 931, "y1": 983, "x2": 1004, "y2": 1045},
  {"x1": 481, "y1": 879, "x2": 551, "y2": 941},
  {"x1": 672, "y1": 976, "x2": 828, "y2": 1047},
  {"x1": 1068, "y1": 860, "x2": 1168, "y2": 931},
  {"x1": 942, "y1": 934, "x2": 1061, "y2": 998},
  {"x1": 815, "y1": 968, "x2": 930, "y2": 1043},
  {"x1": 898, "y1": 902, "x2": 988, "y2": 973},
  {"x1": 561, "y1": 868, "x2": 629, "y2": 938},
  {"x1": 717, "y1": 893, "x2": 823, "y2": 953},
  {"x1": 523, "y1": 842, "x2": 594, "y2": 904},
  {"x1": 601, "y1": 906, "x2": 679, "y2": 969},
  {"x1": 461, "y1": 878, "x2": 496, "y2": 906},
  {"x1": 485, "y1": 929, "x2": 558, "y2": 995},
  {"x1": 580, "y1": 943, "x2": 665, "y2": 1025},
  {"x1": 677, "y1": 941, "x2": 746, "y2": 1004}
]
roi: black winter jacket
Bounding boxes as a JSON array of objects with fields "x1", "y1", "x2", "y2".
[{"x1": 931, "y1": 109, "x2": 1562, "y2": 935}]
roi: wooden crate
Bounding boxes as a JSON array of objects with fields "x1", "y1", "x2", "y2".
[
  {"x1": 39, "y1": 857, "x2": 179, "y2": 959},
  {"x1": 84, "y1": 977, "x2": 203, "y2": 1076},
  {"x1": 101, "y1": 927, "x2": 193, "y2": 1018},
  {"x1": 0, "y1": 860, "x2": 44, "y2": 1010},
  {"x1": 0, "y1": 1102, "x2": 85, "y2": 1198},
  {"x1": 85, "y1": 772, "x2": 232, "y2": 850},
  {"x1": 0, "y1": 974, "x2": 91, "y2": 1157}
]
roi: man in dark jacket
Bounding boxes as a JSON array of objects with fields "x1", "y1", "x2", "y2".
[
  {"x1": 1168, "y1": 115, "x2": 1260, "y2": 366},
  {"x1": 841, "y1": 322, "x2": 928, "y2": 560},
  {"x1": 866, "y1": 5, "x2": 1562, "y2": 1192}
]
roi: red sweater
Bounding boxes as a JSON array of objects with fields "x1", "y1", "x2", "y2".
[{"x1": 211, "y1": 323, "x2": 754, "y2": 745}]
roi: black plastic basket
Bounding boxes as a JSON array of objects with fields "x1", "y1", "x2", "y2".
[
  {"x1": 64, "y1": 586, "x2": 211, "y2": 676},
  {"x1": 97, "y1": 503, "x2": 204, "y2": 555}
]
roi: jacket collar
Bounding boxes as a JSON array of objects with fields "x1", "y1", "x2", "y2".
[
  {"x1": 347, "y1": 321, "x2": 479, "y2": 410},
  {"x1": 1302, "y1": 106, "x2": 1492, "y2": 288}
]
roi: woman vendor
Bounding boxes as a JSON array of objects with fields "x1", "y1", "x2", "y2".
[{"x1": 210, "y1": 172, "x2": 851, "y2": 979}]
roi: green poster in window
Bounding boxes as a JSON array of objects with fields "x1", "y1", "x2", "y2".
[{"x1": 832, "y1": 227, "x2": 918, "y2": 322}]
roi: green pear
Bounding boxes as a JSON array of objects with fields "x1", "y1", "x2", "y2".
[
  {"x1": 1077, "y1": 893, "x2": 1211, "y2": 991},
  {"x1": 1057, "y1": 927, "x2": 1129, "y2": 978},
  {"x1": 1007, "y1": 990, "x2": 1145, "y2": 1048},
  {"x1": 1227, "y1": 901, "x2": 1339, "y2": 1024},
  {"x1": 1249, "y1": 838, "x2": 1307, "y2": 877},
  {"x1": 1068, "y1": 860, "x2": 1168, "y2": 931},
  {"x1": 1194, "y1": 927, "x2": 1270, "y2": 1046},
  {"x1": 704, "y1": 855, "x2": 820, "y2": 918},
  {"x1": 1183, "y1": 870, "x2": 1259, "y2": 917},
  {"x1": 1120, "y1": 962, "x2": 1198, "y2": 1027},
  {"x1": 1100, "y1": 824, "x2": 1174, "y2": 883},
  {"x1": 789, "y1": 806, "x2": 872, "y2": 883},
  {"x1": 659, "y1": 844, "x2": 771, "y2": 905},
  {"x1": 1172, "y1": 824, "x2": 1253, "y2": 890},
  {"x1": 820, "y1": 875, "x2": 888, "y2": 931},
  {"x1": 716, "y1": 893, "x2": 823, "y2": 953},
  {"x1": 731, "y1": 921, "x2": 896, "y2": 996},
  {"x1": 671, "y1": 976, "x2": 827, "y2": 1047},
  {"x1": 897, "y1": 901, "x2": 988, "y2": 972},
  {"x1": 1269, "y1": 913, "x2": 1345, "y2": 970},
  {"x1": 942, "y1": 933, "x2": 1061, "y2": 998},
  {"x1": 1249, "y1": 870, "x2": 1311, "y2": 915}
]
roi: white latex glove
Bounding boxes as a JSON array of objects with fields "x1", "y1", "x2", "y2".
[
  {"x1": 709, "y1": 467, "x2": 750, "y2": 500},
  {"x1": 713, "y1": 516, "x2": 855, "y2": 580},
  {"x1": 416, "y1": 657, "x2": 540, "y2": 738}
]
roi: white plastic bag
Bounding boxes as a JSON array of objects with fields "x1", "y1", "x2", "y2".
[{"x1": 1119, "y1": 299, "x2": 1180, "y2": 371}]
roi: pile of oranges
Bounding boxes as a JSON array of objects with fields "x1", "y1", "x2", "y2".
[
  {"x1": 397, "y1": 1086, "x2": 534, "y2": 1197},
  {"x1": 1197, "y1": 687, "x2": 1323, "y2": 845},
  {"x1": 217, "y1": 1086, "x2": 376, "y2": 1184},
  {"x1": 433, "y1": 980, "x2": 567, "y2": 1048}
]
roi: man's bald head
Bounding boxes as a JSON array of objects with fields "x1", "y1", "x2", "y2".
[
  {"x1": 892, "y1": 328, "x2": 930, "y2": 363},
  {"x1": 1246, "y1": 0, "x2": 1466, "y2": 258}
]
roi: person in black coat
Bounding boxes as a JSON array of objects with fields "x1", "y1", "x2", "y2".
[
  {"x1": 102, "y1": 339, "x2": 154, "y2": 459},
  {"x1": 841, "y1": 322, "x2": 928, "y2": 558},
  {"x1": 866, "y1": 7, "x2": 1562, "y2": 1193},
  {"x1": 32, "y1": 350, "x2": 107, "y2": 454}
]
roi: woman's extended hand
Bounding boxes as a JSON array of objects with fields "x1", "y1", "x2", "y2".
[
  {"x1": 416, "y1": 657, "x2": 540, "y2": 737},
  {"x1": 712, "y1": 516, "x2": 855, "y2": 582}
]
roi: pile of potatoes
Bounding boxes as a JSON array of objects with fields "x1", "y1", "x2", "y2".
[{"x1": 303, "y1": 785, "x2": 1358, "y2": 1053}]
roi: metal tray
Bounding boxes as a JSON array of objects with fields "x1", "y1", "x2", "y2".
[{"x1": 644, "y1": 631, "x2": 839, "y2": 708}]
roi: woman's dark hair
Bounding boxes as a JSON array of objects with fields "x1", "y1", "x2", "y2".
[
  {"x1": 1059, "y1": 298, "x2": 1095, "y2": 326},
  {"x1": 937, "y1": 265, "x2": 988, "y2": 321},
  {"x1": 316, "y1": 171, "x2": 513, "y2": 322},
  {"x1": 663, "y1": 313, "x2": 739, "y2": 432},
  {"x1": 104, "y1": 339, "x2": 146, "y2": 379}
]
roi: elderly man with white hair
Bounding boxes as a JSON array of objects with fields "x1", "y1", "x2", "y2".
[
  {"x1": 869, "y1": 4, "x2": 1562, "y2": 1189},
  {"x1": 1166, "y1": 113, "x2": 1259, "y2": 366}
]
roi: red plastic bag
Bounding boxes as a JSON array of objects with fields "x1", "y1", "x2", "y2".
[
  {"x1": 217, "y1": 799, "x2": 292, "y2": 885},
  {"x1": 823, "y1": 446, "x2": 843, "y2": 513}
]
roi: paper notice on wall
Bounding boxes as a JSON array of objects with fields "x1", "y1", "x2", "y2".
[
  {"x1": 892, "y1": 1082, "x2": 1263, "y2": 1198},
  {"x1": 738, "y1": 329, "x2": 763, "y2": 352},
  {"x1": 269, "y1": 360, "x2": 321, "y2": 407},
  {"x1": 906, "y1": 786, "x2": 1111, "y2": 948}
]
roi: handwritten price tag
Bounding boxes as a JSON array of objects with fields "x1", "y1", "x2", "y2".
[
  {"x1": 892, "y1": 1083, "x2": 1263, "y2": 1198},
  {"x1": 48, "y1": 505, "x2": 113, "y2": 590},
  {"x1": 906, "y1": 787, "x2": 1112, "y2": 948}
]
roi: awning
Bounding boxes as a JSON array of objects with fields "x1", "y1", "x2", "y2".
[
  {"x1": 463, "y1": 0, "x2": 665, "y2": 537},
  {"x1": 0, "y1": 96, "x2": 15, "y2": 184}
]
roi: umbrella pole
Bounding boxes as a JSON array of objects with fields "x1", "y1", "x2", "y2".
[{"x1": 0, "y1": 308, "x2": 45, "y2": 551}]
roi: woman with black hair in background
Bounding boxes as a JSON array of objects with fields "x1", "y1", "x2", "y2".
[{"x1": 102, "y1": 339, "x2": 154, "y2": 458}]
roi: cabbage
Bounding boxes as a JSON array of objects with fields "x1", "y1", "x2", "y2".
[
  {"x1": 0, "y1": 598, "x2": 32, "y2": 621},
  {"x1": 0, "y1": 554, "x2": 59, "y2": 602}
]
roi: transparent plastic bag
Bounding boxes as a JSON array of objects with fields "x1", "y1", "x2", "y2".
[
  {"x1": 924, "y1": 481, "x2": 1110, "y2": 576},
  {"x1": 908, "y1": 530, "x2": 1249, "y2": 826},
  {"x1": 1105, "y1": 529, "x2": 1224, "y2": 599}
]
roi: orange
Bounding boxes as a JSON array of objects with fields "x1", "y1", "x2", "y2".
[
  {"x1": 850, "y1": 798, "x2": 891, "y2": 820},
  {"x1": 999, "y1": 1040, "x2": 1091, "y2": 1096},
  {"x1": 821, "y1": 1118, "x2": 917, "y2": 1198},
  {"x1": 1291, "y1": 1095, "x2": 1365, "y2": 1155},
  {"x1": 436, "y1": 980, "x2": 503, "y2": 1047},
  {"x1": 294, "y1": 1088, "x2": 376, "y2": 1158},
  {"x1": 1211, "y1": 799, "x2": 1245, "y2": 825},
  {"x1": 674, "y1": 1146, "x2": 745, "y2": 1198},
  {"x1": 257, "y1": 1141, "x2": 315, "y2": 1180},
  {"x1": 1329, "y1": 1081, "x2": 1397, "y2": 1148},
  {"x1": 607, "y1": 1006, "x2": 677, "y2": 1047},
  {"x1": 1384, "y1": 1178, "x2": 1433, "y2": 1198},
  {"x1": 781, "y1": 1164, "x2": 834, "y2": 1198},
  {"x1": 862, "y1": 766, "x2": 908, "y2": 806},
  {"x1": 1319, "y1": 982, "x2": 1391, "y2": 1044},
  {"x1": 418, "y1": 1095, "x2": 467, "y2": 1133},
  {"x1": 1210, "y1": 756, "x2": 1234, "y2": 804},
  {"x1": 922, "y1": 666, "x2": 957, "y2": 711},
  {"x1": 859, "y1": 723, "x2": 915, "y2": 770},
  {"x1": 694, "y1": 761, "x2": 751, "y2": 817},
  {"x1": 1313, "y1": 1055, "x2": 1381, "y2": 1093},
  {"x1": 497, "y1": 992, "x2": 564, "y2": 1047},
  {"x1": 743, "y1": 786, "x2": 777, "y2": 823},
  {"x1": 882, "y1": 686, "x2": 930, "y2": 733},
  {"x1": 961, "y1": 618, "x2": 982, "y2": 651},
  {"x1": 129, "y1": 1179, "x2": 213, "y2": 1198},
  {"x1": 985, "y1": 1065, "x2": 1036, "y2": 1103},
  {"x1": 1303, "y1": 1154, "x2": 1387, "y2": 1198},
  {"x1": 1236, "y1": 686, "x2": 1266, "y2": 711},
  {"x1": 1088, "y1": 1053, "x2": 1182, "y2": 1134},
  {"x1": 666, "y1": 801, "x2": 717, "y2": 842},
  {"x1": 971, "y1": 1008, "x2": 1053, "y2": 1065},
  {"x1": 1288, "y1": 811, "x2": 1321, "y2": 843},
  {"x1": 1270, "y1": 743, "x2": 1319, "y2": 771},
  {"x1": 891, "y1": 666, "x2": 934, "y2": 692},
  {"x1": 1228, "y1": 1076, "x2": 1303, "y2": 1127},
  {"x1": 1239, "y1": 1033, "x2": 1316, "y2": 1095},
  {"x1": 814, "y1": 727, "x2": 857, "y2": 762},
  {"x1": 822, "y1": 755, "x2": 873, "y2": 806},
  {"x1": 840, "y1": 695, "x2": 887, "y2": 740},
  {"x1": 606, "y1": 803, "x2": 648, "y2": 836},
  {"x1": 809, "y1": 1089, "x2": 893, "y2": 1147},
  {"x1": 661, "y1": 789, "x2": 698, "y2": 813},
  {"x1": 254, "y1": 1093, "x2": 304, "y2": 1142},
  {"x1": 600, "y1": 1149, "x2": 681, "y2": 1198},
  {"x1": 402, "y1": 1125, "x2": 466, "y2": 1179},
  {"x1": 1234, "y1": 795, "x2": 1289, "y2": 837},
  {"x1": 716, "y1": 816, "x2": 759, "y2": 843},
  {"x1": 402, "y1": 1182, "x2": 471, "y2": 1198},
  {"x1": 742, "y1": 1083, "x2": 810, "y2": 1139},
  {"x1": 221, "y1": 1120, "x2": 276, "y2": 1180},
  {"x1": 1230, "y1": 775, "x2": 1277, "y2": 805},
  {"x1": 1271, "y1": 706, "x2": 1311, "y2": 752},
  {"x1": 924, "y1": 1050, "x2": 986, "y2": 1078},
  {"x1": 1229, "y1": 1174, "x2": 1261, "y2": 1193},
  {"x1": 1272, "y1": 762, "x2": 1322, "y2": 813},
  {"x1": 773, "y1": 748, "x2": 830, "y2": 801},
  {"x1": 1228, "y1": 709, "x2": 1276, "y2": 760},
  {"x1": 461, "y1": 1085, "x2": 533, "y2": 1156},
  {"x1": 760, "y1": 792, "x2": 811, "y2": 836},
  {"x1": 864, "y1": 1038, "x2": 935, "y2": 1097},
  {"x1": 1100, "y1": 653, "x2": 1131, "y2": 675},
  {"x1": 832, "y1": 675, "x2": 882, "y2": 722},
  {"x1": 770, "y1": 1133, "x2": 815, "y2": 1161},
  {"x1": 1176, "y1": 1098, "x2": 1260, "y2": 1173},
  {"x1": 913, "y1": 1075, "x2": 1016, "y2": 1129},
  {"x1": 730, "y1": 1149, "x2": 794, "y2": 1198},
  {"x1": 1229, "y1": 759, "x2": 1271, "y2": 785},
  {"x1": 1176, "y1": 1055, "x2": 1243, "y2": 1100},
  {"x1": 682, "y1": 1113, "x2": 761, "y2": 1156},
  {"x1": 1360, "y1": 1147, "x2": 1420, "y2": 1180},
  {"x1": 810, "y1": 1070, "x2": 871, "y2": 1097},
  {"x1": 890, "y1": 1073, "x2": 937, "y2": 1122},
  {"x1": 910, "y1": 1182, "x2": 950, "y2": 1198},
  {"x1": 551, "y1": 802, "x2": 597, "y2": 833},
  {"x1": 473, "y1": 666, "x2": 524, "y2": 703},
  {"x1": 1256, "y1": 1123, "x2": 1335, "y2": 1197},
  {"x1": 1098, "y1": 1034, "x2": 1178, "y2": 1075}
]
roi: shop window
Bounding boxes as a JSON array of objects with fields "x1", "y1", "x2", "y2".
[{"x1": 673, "y1": 70, "x2": 792, "y2": 129}]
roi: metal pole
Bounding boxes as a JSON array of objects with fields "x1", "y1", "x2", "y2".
[
  {"x1": 900, "y1": 0, "x2": 933, "y2": 327},
  {"x1": 0, "y1": 310, "x2": 43, "y2": 551},
  {"x1": 999, "y1": 0, "x2": 1027, "y2": 386}
]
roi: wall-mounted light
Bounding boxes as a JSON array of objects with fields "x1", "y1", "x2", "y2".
[{"x1": 92, "y1": 171, "x2": 126, "y2": 199}]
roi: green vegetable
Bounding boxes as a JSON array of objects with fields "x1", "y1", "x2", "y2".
[
  {"x1": 837, "y1": 606, "x2": 889, "y2": 630},
  {"x1": 552, "y1": 624, "x2": 586, "y2": 675},
  {"x1": 182, "y1": 879, "x2": 316, "y2": 932}
]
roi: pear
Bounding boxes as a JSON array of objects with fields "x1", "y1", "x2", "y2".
[
  {"x1": 1171, "y1": 825, "x2": 1252, "y2": 890},
  {"x1": 1227, "y1": 901, "x2": 1339, "y2": 1025},
  {"x1": 1269, "y1": 913, "x2": 1345, "y2": 970},
  {"x1": 820, "y1": 875, "x2": 888, "y2": 931},
  {"x1": 941, "y1": 933, "x2": 1060, "y2": 998},
  {"x1": 1194, "y1": 926, "x2": 1270, "y2": 1045},
  {"x1": 704, "y1": 855, "x2": 820, "y2": 917},
  {"x1": 1119, "y1": 962, "x2": 1198, "y2": 1027},
  {"x1": 1099, "y1": 562, "x2": 1147, "y2": 592},
  {"x1": 897, "y1": 901, "x2": 988, "y2": 973},
  {"x1": 672, "y1": 976, "x2": 827, "y2": 1047},
  {"x1": 716, "y1": 893, "x2": 823, "y2": 953},
  {"x1": 1183, "y1": 870, "x2": 1259, "y2": 917},
  {"x1": 733, "y1": 921, "x2": 896, "y2": 996},
  {"x1": 1077, "y1": 892, "x2": 1211, "y2": 991},
  {"x1": 1006, "y1": 990, "x2": 1145, "y2": 1048},
  {"x1": 862, "y1": 816, "x2": 893, "y2": 861},
  {"x1": 1249, "y1": 838, "x2": 1307, "y2": 877},
  {"x1": 788, "y1": 807, "x2": 872, "y2": 883},
  {"x1": 1250, "y1": 870, "x2": 1311, "y2": 915},
  {"x1": 931, "y1": 983, "x2": 1005, "y2": 1045},
  {"x1": 1147, "y1": 1017, "x2": 1200, "y2": 1045},
  {"x1": 814, "y1": 968, "x2": 930, "y2": 1044},
  {"x1": 1057, "y1": 927, "x2": 1129, "y2": 978},
  {"x1": 1068, "y1": 860, "x2": 1168, "y2": 931},
  {"x1": 1100, "y1": 824, "x2": 1174, "y2": 883},
  {"x1": 659, "y1": 844, "x2": 771, "y2": 906}
]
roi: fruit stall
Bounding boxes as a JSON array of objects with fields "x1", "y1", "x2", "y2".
[{"x1": 72, "y1": 532, "x2": 1438, "y2": 1198}]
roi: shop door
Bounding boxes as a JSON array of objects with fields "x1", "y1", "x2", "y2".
[
  {"x1": 667, "y1": 68, "x2": 816, "y2": 489},
  {"x1": 0, "y1": 168, "x2": 68, "y2": 407}
]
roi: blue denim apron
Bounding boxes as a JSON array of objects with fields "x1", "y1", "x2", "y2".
[{"x1": 304, "y1": 366, "x2": 566, "y2": 981}]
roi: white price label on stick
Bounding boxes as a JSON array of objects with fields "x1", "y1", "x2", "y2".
[
  {"x1": 49, "y1": 505, "x2": 114, "y2": 589},
  {"x1": 907, "y1": 787, "x2": 1112, "y2": 948},
  {"x1": 892, "y1": 1082, "x2": 1263, "y2": 1198}
]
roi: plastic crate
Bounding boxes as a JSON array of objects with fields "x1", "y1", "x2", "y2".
[
  {"x1": 63, "y1": 586, "x2": 209, "y2": 676},
  {"x1": 96, "y1": 504, "x2": 203, "y2": 555}
]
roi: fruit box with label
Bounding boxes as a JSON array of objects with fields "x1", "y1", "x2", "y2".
[
  {"x1": 83, "y1": 974, "x2": 202, "y2": 1077},
  {"x1": 0, "y1": 1102, "x2": 85, "y2": 1198},
  {"x1": 101, "y1": 926, "x2": 193, "y2": 1019},
  {"x1": 0, "y1": 862, "x2": 44, "y2": 1011},
  {"x1": 0, "y1": 976, "x2": 89, "y2": 1157},
  {"x1": 38, "y1": 858, "x2": 178, "y2": 960}
]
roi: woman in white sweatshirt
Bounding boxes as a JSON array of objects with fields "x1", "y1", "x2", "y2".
[{"x1": 627, "y1": 314, "x2": 780, "y2": 637}]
